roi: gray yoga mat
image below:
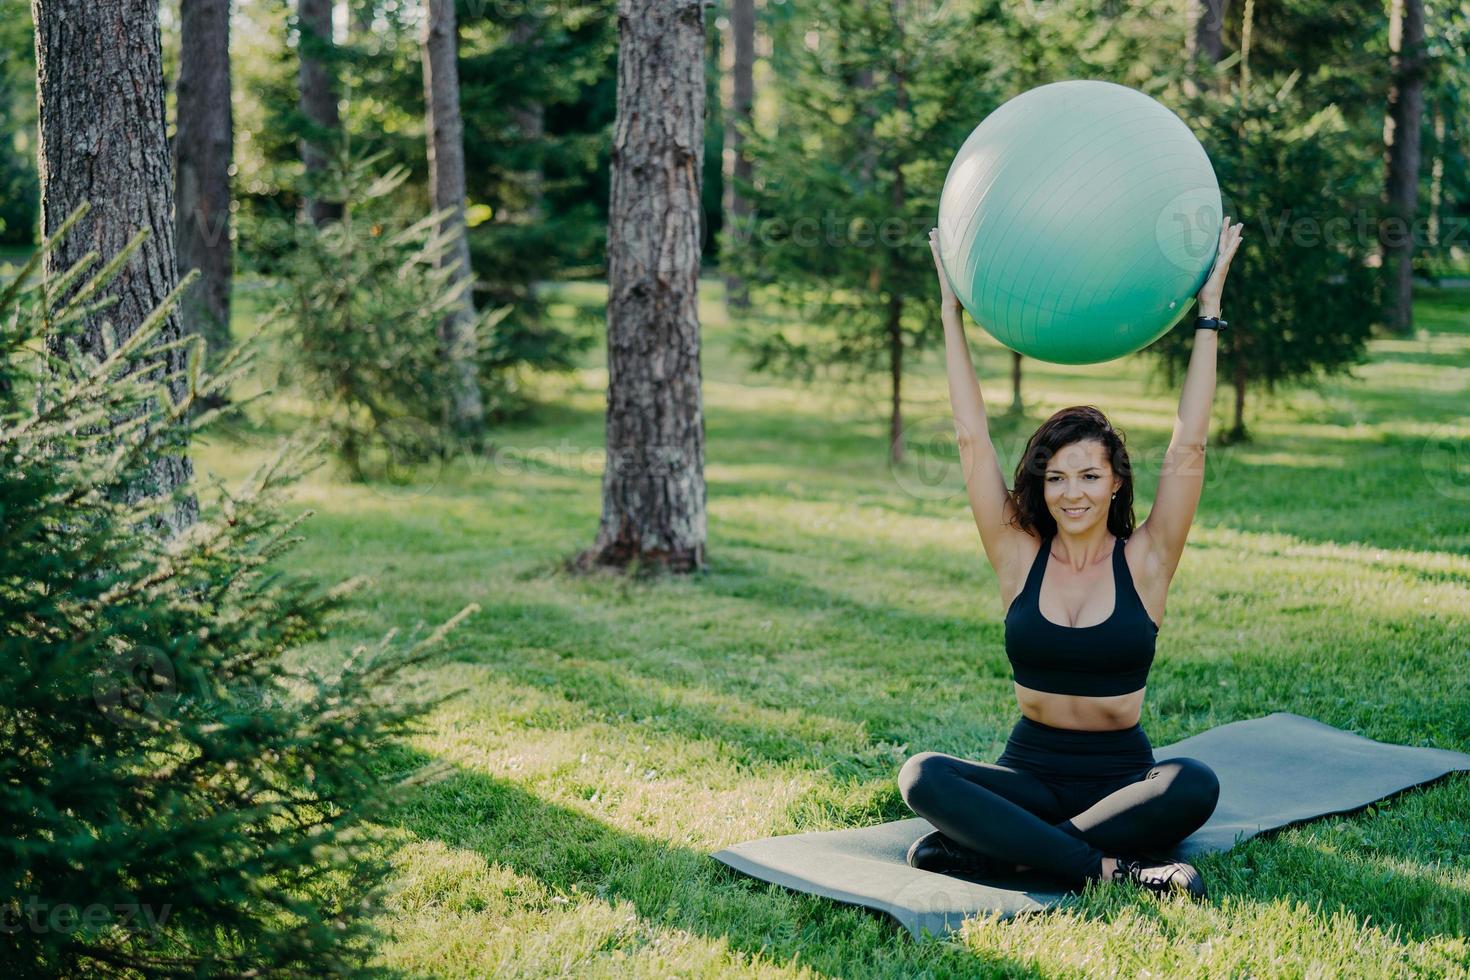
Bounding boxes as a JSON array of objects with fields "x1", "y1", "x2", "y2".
[{"x1": 712, "y1": 712, "x2": 1470, "y2": 939}]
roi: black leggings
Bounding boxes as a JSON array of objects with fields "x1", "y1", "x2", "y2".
[{"x1": 897, "y1": 715, "x2": 1220, "y2": 886}]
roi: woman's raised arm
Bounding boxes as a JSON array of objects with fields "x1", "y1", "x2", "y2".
[
  {"x1": 1138, "y1": 216, "x2": 1244, "y2": 579},
  {"x1": 929, "y1": 228, "x2": 1033, "y2": 580}
]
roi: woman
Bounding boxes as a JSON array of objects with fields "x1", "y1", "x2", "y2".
[{"x1": 898, "y1": 218, "x2": 1245, "y2": 900}]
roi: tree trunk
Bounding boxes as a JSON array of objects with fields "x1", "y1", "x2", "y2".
[
  {"x1": 721, "y1": 0, "x2": 754, "y2": 312},
  {"x1": 1428, "y1": 102, "x2": 1445, "y2": 252},
  {"x1": 509, "y1": 15, "x2": 545, "y2": 227},
  {"x1": 888, "y1": 292, "x2": 903, "y2": 465},
  {"x1": 886, "y1": 0, "x2": 906, "y2": 465},
  {"x1": 352, "y1": 0, "x2": 373, "y2": 36},
  {"x1": 509, "y1": 13, "x2": 545, "y2": 320},
  {"x1": 1009, "y1": 350, "x2": 1023, "y2": 414},
  {"x1": 1184, "y1": 0, "x2": 1227, "y2": 97},
  {"x1": 1230, "y1": 334, "x2": 1248, "y2": 441},
  {"x1": 422, "y1": 0, "x2": 485, "y2": 436},
  {"x1": 32, "y1": 0, "x2": 198, "y2": 535},
  {"x1": 174, "y1": 0, "x2": 233, "y2": 366},
  {"x1": 1192, "y1": 0, "x2": 1226, "y2": 63},
  {"x1": 1380, "y1": 0, "x2": 1425, "y2": 335},
  {"x1": 298, "y1": 0, "x2": 342, "y2": 226},
  {"x1": 572, "y1": 0, "x2": 707, "y2": 575}
]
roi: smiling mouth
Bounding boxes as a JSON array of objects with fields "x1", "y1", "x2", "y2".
[{"x1": 1061, "y1": 507, "x2": 1089, "y2": 515}]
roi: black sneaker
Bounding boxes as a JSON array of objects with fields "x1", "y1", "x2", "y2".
[
  {"x1": 1113, "y1": 857, "x2": 1208, "y2": 900},
  {"x1": 905, "y1": 830, "x2": 1010, "y2": 878}
]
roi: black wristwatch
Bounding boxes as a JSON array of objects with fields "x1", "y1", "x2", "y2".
[{"x1": 1195, "y1": 315, "x2": 1228, "y2": 331}]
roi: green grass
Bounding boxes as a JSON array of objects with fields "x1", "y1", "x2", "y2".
[{"x1": 194, "y1": 279, "x2": 1470, "y2": 977}]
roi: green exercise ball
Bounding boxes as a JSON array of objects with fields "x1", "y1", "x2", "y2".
[{"x1": 936, "y1": 79, "x2": 1223, "y2": 364}]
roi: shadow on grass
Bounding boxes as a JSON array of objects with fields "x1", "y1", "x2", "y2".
[
  {"x1": 437, "y1": 593, "x2": 997, "y2": 782},
  {"x1": 382, "y1": 749, "x2": 1052, "y2": 975}
]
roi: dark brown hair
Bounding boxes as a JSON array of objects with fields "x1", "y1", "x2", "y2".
[{"x1": 1008, "y1": 405, "x2": 1136, "y2": 540}]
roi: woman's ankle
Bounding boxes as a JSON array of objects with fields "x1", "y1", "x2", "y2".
[{"x1": 1099, "y1": 856, "x2": 1120, "y2": 881}]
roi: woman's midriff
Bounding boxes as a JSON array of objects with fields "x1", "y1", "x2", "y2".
[{"x1": 1014, "y1": 682, "x2": 1147, "y2": 732}]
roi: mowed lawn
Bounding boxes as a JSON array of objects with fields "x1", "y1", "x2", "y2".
[{"x1": 195, "y1": 281, "x2": 1470, "y2": 977}]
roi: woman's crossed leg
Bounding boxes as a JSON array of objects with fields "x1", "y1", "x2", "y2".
[{"x1": 897, "y1": 751, "x2": 1219, "y2": 885}]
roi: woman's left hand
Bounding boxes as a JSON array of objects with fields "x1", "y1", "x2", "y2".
[{"x1": 1197, "y1": 217, "x2": 1243, "y2": 318}]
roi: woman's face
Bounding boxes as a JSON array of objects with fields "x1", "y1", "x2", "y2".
[{"x1": 1044, "y1": 439, "x2": 1123, "y2": 533}]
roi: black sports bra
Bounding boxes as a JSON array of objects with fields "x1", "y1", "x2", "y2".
[{"x1": 1003, "y1": 534, "x2": 1159, "y2": 697}]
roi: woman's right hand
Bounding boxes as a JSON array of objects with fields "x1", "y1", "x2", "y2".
[{"x1": 928, "y1": 227, "x2": 962, "y2": 315}]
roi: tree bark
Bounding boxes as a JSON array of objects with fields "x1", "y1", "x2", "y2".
[
  {"x1": 721, "y1": 0, "x2": 754, "y2": 312},
  {"x1": 888, "y1": 289, "x2": 903, "y2": 465},
  {"x1": 572, "y1": 0, "x2": 707, "y2": 575},
  {"x1": 509, "y1": 15, "x2": 545, "y2": 228},
  {"x1": 1380, "y1": 0, "x2": 1426, "y2": 334},
  {"x1": 509, "y1": 12, "x2": 545, "y2": 321},
  {"x1": 886, "y1": 0, "x2": 906, "y2": 465},
  {"x1": 422, "y1": 0, "x2": 485, "y2": 435},
  {"x1": 1184, "y1": 0, "x2": 1227, "y2": 97},
  {"x1": 32, "y1": 0, "x2": 198, "y2": 534},
  {"x1": 1231, "y1": 338, "x2": 1247, "y2": 440},
  {"x1": 298, "y1": 0, "x2": 342, "y2": 226},
  {"x1": 352, "y1": 0, "x2": 373, "y2": 36},
  {"x1": 1428, "y1": 102, "x2": 1445, "y2": 251},
  {"x1": 174, "y1": 0, "x2": 234, "y2": 365},
  {"x1": 1191, "y1": 0, "x2": 1226, "y2": 63},
  {"x1": 1009, "y1": 351, "x2": 1023, "y2": 414}
]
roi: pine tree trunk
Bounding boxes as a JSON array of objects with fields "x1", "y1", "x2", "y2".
[
  {"x1": 573, "y1": 0, "x2": 707, "y2": 575},
  {"x1": 1010, "y1": 350, "x2": 1023, "y2": 414},
  {"x1": 299, "y1": 0, "x2": 342, "y2": 226},
  {"x1": 1192, "y1": 0, "x2": 1226, "y2": 62},
  {"x1": 509, "y1": 15, "x2": 545, "y2": 227},
  {"x1": 1428, "y1": 103, "x2": 1445, "y2": 251},
  {"x1": 174, "y1": 0, "x2": 234, "y2": 366},
  {"x1": 422, "y1": 0, "x2": 485, "y2": 436},
  {"x1": 352, "y1": 0, "x2": 374, "y2": 36},
  {"x1": 886, "y1": 0, "x2": 906, "y2": 465},
  {"x1": 509, "y1": 13, "x2": 545, "y2": 318},
  {"x1": 32, "y1": 0, "x2": 198, "y2": 534},
  {"x1": 1185, "y1": 0, "x2": 1227, "y2": 97},
  {"x1": 888, "y1": 293, "x2": 904, "y2": 465},
  {"x1": 1230, "y1": 337, "x2": 1248, "y2": 441},
  {"x1": 721, "y1": 0, "x2": 754, "y2": 312},
  {"x1": 1380, "y1": 0, "x2": 1425, "y2": 335}
]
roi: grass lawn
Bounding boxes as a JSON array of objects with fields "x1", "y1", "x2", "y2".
[{"x1": 194, "y1": 280, "x2": 1470, "y2": 977}]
